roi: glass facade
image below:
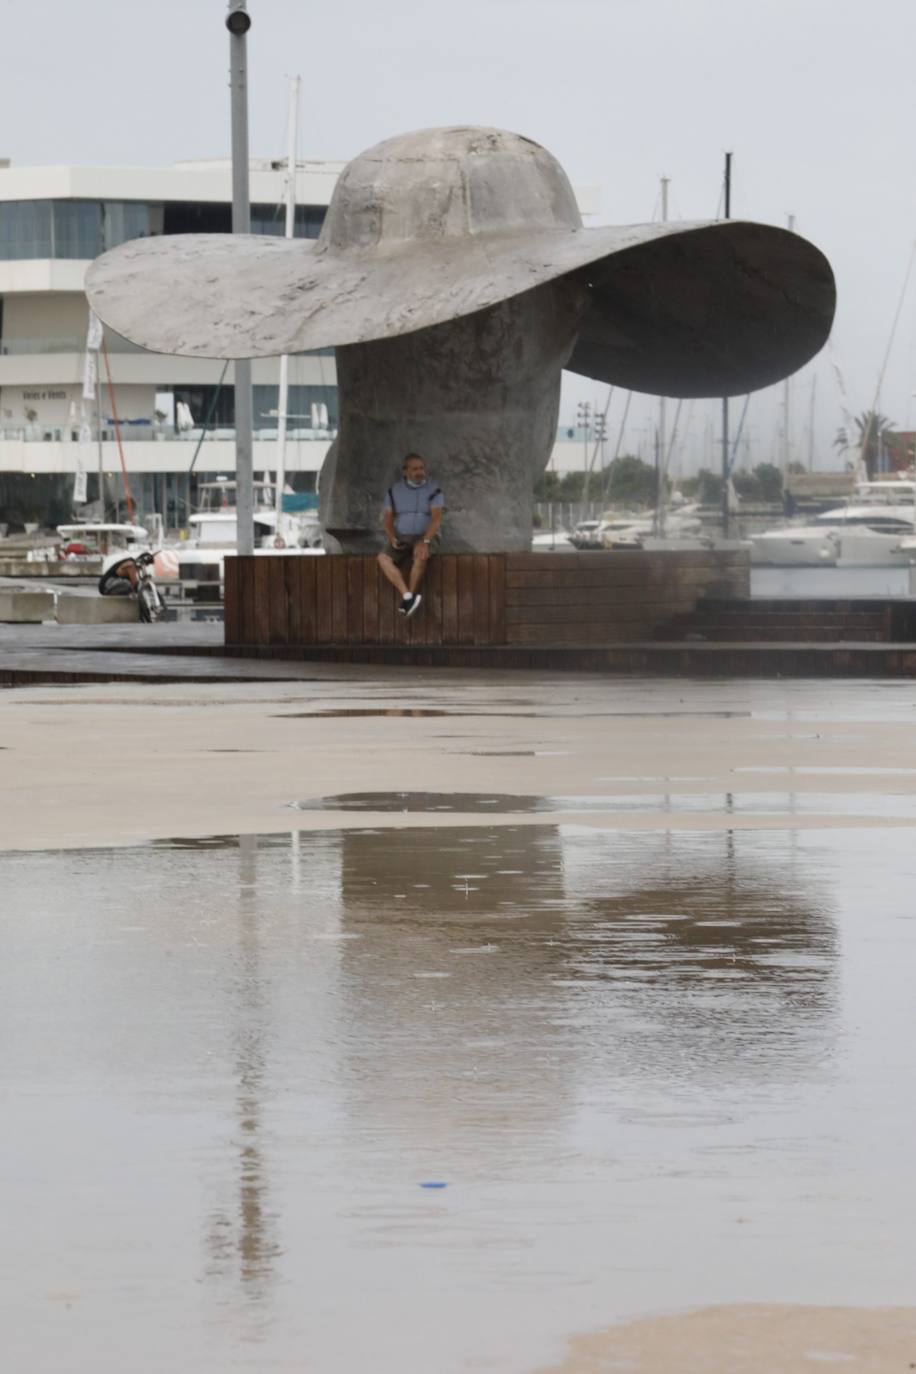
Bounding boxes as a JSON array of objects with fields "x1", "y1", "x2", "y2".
[
  {"x1": 52, "y1": 201, "x2": 102, "y2": 258},
  {"x1": 0, "y1": 199, "x2": 326, "y2": 259},
  {"x1": 0, "y1": 201, "x2": 52, "y2": 258},
  {"x1": 250, "y1": 204, "x2": 325, "y2": 239},
  {"x1": 169, "y1": 383, "x2": 338, "y2": 431},
  {"x1": 253, "y1": 384, "x2": 339, "y2": 429}
]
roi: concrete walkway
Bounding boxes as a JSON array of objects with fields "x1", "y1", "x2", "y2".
[
  {"x1": 3, "y1": 621, "x2": 916, "y2": 683},
  {"x1": 0, "y1": 622, "x2": 307, "y2": 683}
]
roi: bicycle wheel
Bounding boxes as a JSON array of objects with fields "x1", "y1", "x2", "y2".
[{"x1": 137, "y1": 584, "x2": 157, "y2": 623}]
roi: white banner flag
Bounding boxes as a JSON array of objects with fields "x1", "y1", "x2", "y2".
[
  {"x1": 73, "y1": 467, "x2": 88, "y2": 504},
  {"x1": 86, "y1": 310, "x2": 104, "y2": 352},
  {"x1": 74, "y1": 404, "x2": 91, "y2": 504},
  {"x1": 82, "y1": 349, "x2": 97, "y2": 402}
]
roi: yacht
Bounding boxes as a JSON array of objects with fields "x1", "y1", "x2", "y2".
[
  {"x1": 750, "y1": 480, "x2": 916, "y2": 567},
  {"x1": 601, "y1": 501, "x2": 705, "y2": 550},
  {"x1": 531, "y1": 530, "x2": 574, "y2": 550},
  {"x1": 179, "y1": 477, "x2": 324, "y2": 577}
]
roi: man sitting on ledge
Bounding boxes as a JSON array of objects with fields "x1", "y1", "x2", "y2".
[{"x1": 378, "y1": 452, "x2": 444, "y2": 617}]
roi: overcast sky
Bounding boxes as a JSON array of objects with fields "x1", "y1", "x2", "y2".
[{"x1": 4, "y1": 0, "x2": 916, "y2": 473}]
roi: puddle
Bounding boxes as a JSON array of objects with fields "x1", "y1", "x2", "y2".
[
  {"x1": 592, "y1": 710, "x2": 752, "y2": 719},
  {"x1": 292, "y1": 791, "x2": 548, "y2": 812},
  {"x1": 734, "y1": 765, "x2": 916, "y2": 777},
  {"x1": 594, "y1": 775, "x2": 715, "y2": 783},
  {"x1": 461, "y1": 750, "x2": 574, "y2": 758},
  {"x1": 272, "y1": 709, "x2": 752, "y2": 721},
  {"x1": 462, "y1": 750, "x2": 538, "y2": 757},
  {"x1": 274, "y1": 708, "x2": 455, "y2": 718},
  {"x1": 2, "y1": 825, "x2": 915, "y2": 1372},
  {"x1": 289, "y1": 790, "x2": 916, "y2": 819}
]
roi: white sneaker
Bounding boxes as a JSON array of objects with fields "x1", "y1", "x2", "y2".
[{"x1": 406, "y1": 593, "x2": 423, "y2": 618}]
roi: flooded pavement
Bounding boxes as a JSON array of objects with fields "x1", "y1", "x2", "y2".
[
  {"x1": 4, "y1": 674, "x2": 916, "y2": 851},
  {"x1": 2, "y1": 820, "x2": 916, "y2": 1371},
  {"x1": 3, "y1": 672, "x2": 916, "y2": 1369}
]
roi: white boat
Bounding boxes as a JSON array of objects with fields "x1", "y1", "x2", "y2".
[
  {"x1": 54, "y1": 522, "x2": 149, "y2": 559},
  {"x1": 531, "y1": 530, "x2": 574, "y2": 551},
  {"x1": 187, "y1": 507, "x2": 322, "y2": 550},
  {"x1": 180, "y1": 510, "x2": 324, "y2": 575},
  {"x1": 567, "y1": 519, "x2": 604, "y2": 550},
  {"x1": 178, "y1": 478, "x2": 324, "y2": 578},
  {"x1": 600, "y1": 502, "x2": 704, "y2": 550},
  {"x1": 751, "y1": 481, "x2": 916, "y2": 567},
  {"x1": 600, "y1": 515, "x2": 651, "y2": 548}
]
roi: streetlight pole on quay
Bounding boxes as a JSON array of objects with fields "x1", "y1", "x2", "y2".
[{"x1": 227, "y1": 0, "x2": 255, "y2": 556}]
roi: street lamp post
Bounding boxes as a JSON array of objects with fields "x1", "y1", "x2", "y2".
[
  {"x1": 577, "y1": 400, "x2": 591, "y2": 508},
  {"x1": 227, "y1": 0, "x2": 255, "y2": 557},
  {"x1": 593, "y1": 412, "x2": 607, "y2": 475}
]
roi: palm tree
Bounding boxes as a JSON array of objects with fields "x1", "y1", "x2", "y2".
[
  {"x1": 832, "y1": 426, "x2": 849, "y2": 458},
  {"x1": 852, "y1": 410, "x2": 895, "y2": 478}
]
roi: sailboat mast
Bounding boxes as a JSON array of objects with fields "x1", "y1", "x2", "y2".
[
  {"x1": 721, "y1": 151, "x2": 732, "y2": 537},
  {"x1": 782, "y1": 213, "x2": 795, "y2": 489},
  {"x1": 807, "y1": 372, "x2": 817, "y2": 472},
  {"x1": 275, "y1": 75, "x2": 300, "y2": 533},
  {"x1": 657, "y1": 176, "x2": 669, "y2": 536}
]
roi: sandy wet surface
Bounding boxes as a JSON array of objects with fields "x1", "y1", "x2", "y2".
[
  {"x1": 1, "y1": 671, "x2": 916, "y2": 1371},
  {"x1": 540, "y1": 1305, "x2": 916, "y2": 1371}
]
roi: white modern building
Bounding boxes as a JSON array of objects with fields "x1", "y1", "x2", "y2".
[{"x1": 0, "y1": 156, "x2": 598, "y2": 530}]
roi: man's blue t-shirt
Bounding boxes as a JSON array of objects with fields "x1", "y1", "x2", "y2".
[{"x1": 384, "y1": 478, "x2": 445, "y2": 538}]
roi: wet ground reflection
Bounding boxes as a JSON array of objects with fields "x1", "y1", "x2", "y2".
[
  {"x1": 278, "y1": 708, "x2": 456, "y2": 718},
  {"x1": 203, "y1": 835, "x2": 282, "y2": 1294},
  {"x1": 292, "y1": 789, "x2": 916, "y2": 820},
  {"x1": 2, "y1": 824, "x2": 914, "y2": 1373},
  {"x1": 275, "y1": 708, "x2": 752, "y2": 720}
]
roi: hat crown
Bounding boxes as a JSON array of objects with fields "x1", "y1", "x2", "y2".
[{"x1": 320, "y1": 127, "x2": 583, "y2": 252}]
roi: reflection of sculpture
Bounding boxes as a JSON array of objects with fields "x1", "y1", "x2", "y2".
[
  {"x1": 87, "y1": 127, "x2": 836, "y2": 552},
  {"x1": 321, "y1": 823, "x2": 837, "y2": 1160},
  {"x1": 334, "y1": 824, "x2": 575, "y2": 1158},
  {"x1": 558, "y1": 827, "x2": 838, "y2": 1082}
]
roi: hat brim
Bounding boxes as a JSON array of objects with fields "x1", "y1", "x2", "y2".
[{"x1": 86, "y1": 219, "x2": 834, "y2": 398}]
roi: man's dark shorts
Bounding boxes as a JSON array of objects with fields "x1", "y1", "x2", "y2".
[{"x1": 387, "y1": 535, "x2": 439, "y2": 570}]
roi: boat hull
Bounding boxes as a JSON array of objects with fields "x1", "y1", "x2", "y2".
[{"x1": 750, "y1": 532, "x2": 837, "y2": 566}]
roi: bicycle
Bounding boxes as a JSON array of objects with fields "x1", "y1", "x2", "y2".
[{"x1": 97, "y1": 551, "x2": 167, "y2": 623}]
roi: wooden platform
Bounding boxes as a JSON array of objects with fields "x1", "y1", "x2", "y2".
[{"x1": 224, "y1": 550, "x2": 750, "y2": 652}]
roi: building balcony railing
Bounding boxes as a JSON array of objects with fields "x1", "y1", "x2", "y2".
[
  {"x1": 0, "y1": 423, "x2": 338, "y2": 443},
  {"x1": 0, "y1": 334, "x2": 149, "y2": 355},
  {"x1": 1, "y1": 336, "x2": 92, "y2": 355}
]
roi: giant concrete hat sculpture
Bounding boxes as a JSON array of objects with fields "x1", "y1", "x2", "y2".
[{"x1": 87, "y1": 126, "x2": 836, "y2": 551}]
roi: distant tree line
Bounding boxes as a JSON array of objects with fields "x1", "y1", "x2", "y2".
[
  {"x1": 535, "y1": 457, "x2": 794, "y2": 508},
  {"x1": 535, "y1": 455, "x2": 657, "y2": 507},
  {"x1": 681, "y1": 462, "x2": 792, "y2": 506}
]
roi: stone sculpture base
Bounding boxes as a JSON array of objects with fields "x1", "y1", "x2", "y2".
[{"x1": 319, "y1": 281, "x2": 584, "y2": 554}]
